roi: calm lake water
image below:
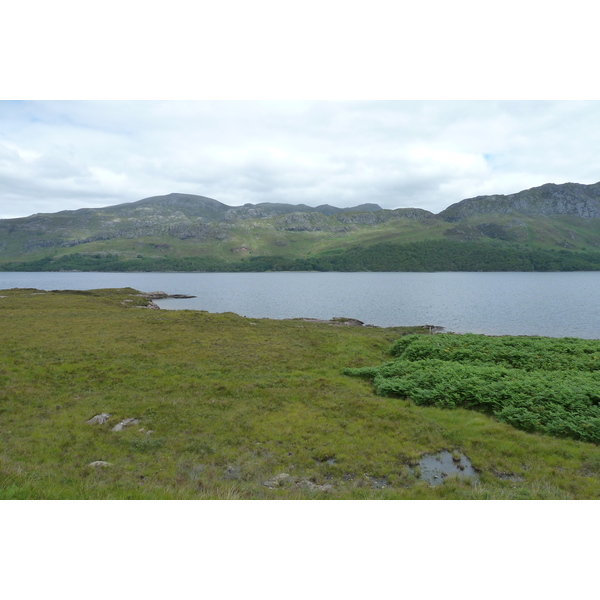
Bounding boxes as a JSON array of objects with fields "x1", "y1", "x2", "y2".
[{"x1": 1, "y1": 271, "x2": 600, "y2": 339}]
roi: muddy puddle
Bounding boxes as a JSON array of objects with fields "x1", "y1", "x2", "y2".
[{"x1": 416, "y1": 451, "x2": 479, "y2": 486}]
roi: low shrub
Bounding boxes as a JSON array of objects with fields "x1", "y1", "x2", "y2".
[{"x1": 346, "y1": 334, "x2": 600, "y2": 443}]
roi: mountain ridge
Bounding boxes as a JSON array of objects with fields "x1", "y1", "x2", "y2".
[
  {"x1": 3, "y1": 181, "x2": 600, "y2": 271},
  {"x1": 12, "y1": 180, "x2": 600, "y2": 223}
]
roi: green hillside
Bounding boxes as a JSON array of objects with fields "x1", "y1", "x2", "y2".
[{"x1": 2, "y1": 182, "x2": 600, "y2": 271}]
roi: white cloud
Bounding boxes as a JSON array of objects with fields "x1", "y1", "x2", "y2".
[{"x1": 0, "y1": 100, "x2": 599, "y2": 219}]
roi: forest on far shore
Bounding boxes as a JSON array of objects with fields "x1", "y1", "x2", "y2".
[{"x1": 3, "y1": 240, "x2": 600, "y2": 273}]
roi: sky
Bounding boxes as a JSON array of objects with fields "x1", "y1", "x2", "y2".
[
  {"x1": 1, "y1": 100, "x2": 599, "y2": 220},
  {"x1": 2, "y1": 2, "x2": 599, "y2": 221}
]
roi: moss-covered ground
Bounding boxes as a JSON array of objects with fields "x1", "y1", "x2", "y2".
[{"x1": 1, "y1": 287, "x2": 599, "y2": 499}]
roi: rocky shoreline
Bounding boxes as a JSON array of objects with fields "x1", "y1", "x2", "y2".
[
  {"x1": 287, "y1": 317, "x2": 367, "y2": 327},
  {"x1": 137, "y1": 290, "x2": 196, "y2": 310},
  {"x1": 141, "y1": 291, "x2": 197, "y2": 300},
  {"x1": 136, "y1": 291, "x2": 444, "y2": 332}
]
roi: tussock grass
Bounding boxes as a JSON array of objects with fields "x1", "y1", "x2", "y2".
[{"x1": 1, "y1": 287, "x2": 599, "y2": 499}]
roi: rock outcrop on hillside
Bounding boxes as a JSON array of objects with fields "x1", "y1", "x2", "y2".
[
  {"x1": 439, "y1": 182, "x2": 600, "y2": 221},
  {"x1": 334, "y1": 207, "x2": 434, "y2": 224}
]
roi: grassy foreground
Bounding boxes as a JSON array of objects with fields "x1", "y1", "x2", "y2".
[{"x1": 1, "y1": 288, "x2": 599, "y2": 499}]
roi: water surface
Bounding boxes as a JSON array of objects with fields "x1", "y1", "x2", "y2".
[{"x1": 1, "y1": 271, "x2": 599, "y2": 338}]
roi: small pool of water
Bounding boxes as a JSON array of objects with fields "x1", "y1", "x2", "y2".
[{"x1": 417, "y1": 451, "x2": 479, "y2": 486}]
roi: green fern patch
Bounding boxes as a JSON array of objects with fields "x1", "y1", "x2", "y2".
[{"x1": 345, "y1": 334, "x2": 600, "y2": 443}]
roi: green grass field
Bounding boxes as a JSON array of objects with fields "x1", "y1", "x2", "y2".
[{"x1": 1, "y1": 287, "x2": 599, "y2": 499}]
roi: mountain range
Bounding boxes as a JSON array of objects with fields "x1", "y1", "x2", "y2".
[{"x1": 2, "y1": 181, "x2": 600, "y2": 271}]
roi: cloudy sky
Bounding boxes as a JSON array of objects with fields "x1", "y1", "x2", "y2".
[
  {"x1": 2, "y1": 2, "x2": 599, "y2": 221},
  {"x1": 1, "y1": 100, "x2": 599, "y2": 220}
]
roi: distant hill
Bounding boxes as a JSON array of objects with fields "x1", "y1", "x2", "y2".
[
  {"x1": 2, "y1": 182, "x2": 600, "y2": 272},
  {"x1": 57, "y1": 193, "x2": 386, "y2": 222}
]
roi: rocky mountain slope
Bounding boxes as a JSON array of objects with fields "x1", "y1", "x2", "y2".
[
  {"x1": 0, "y1": 192, "x2": 435, "y2": 259},
  {"x1": 2, "y1": 182, "x2": 600, "y2": 269},
  {"x1": 439, "y1": 182, "x2": 600, "y2": 221}
]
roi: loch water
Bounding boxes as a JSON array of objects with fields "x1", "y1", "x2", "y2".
[{"x1": 1, "y1": 271, "x2": 600, "y2": 339}]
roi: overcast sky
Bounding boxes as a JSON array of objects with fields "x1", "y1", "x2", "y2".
[
  {"x1": 1, "y1": 100, "x2": 599, "y2": 220},
  {"x1": 2, "y1": 3, "x2": 599, "y2": 221}
]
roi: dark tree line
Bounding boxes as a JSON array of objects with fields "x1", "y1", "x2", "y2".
[{"x1": 3, "y1": 241, "x2": 600, "y2": 272}]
